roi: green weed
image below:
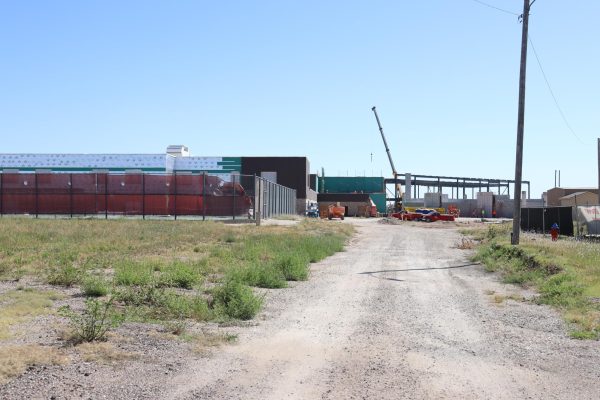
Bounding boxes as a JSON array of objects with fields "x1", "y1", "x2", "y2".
[
  {"x1": 81, "y1": 276, "x2": 110, "y2": 297},
  {"x1": 46, "y1": 264, "x2": 81, "y2": 287},
  {"x1": 212, "y1": 280, "x2": 263, "y2": 320}
]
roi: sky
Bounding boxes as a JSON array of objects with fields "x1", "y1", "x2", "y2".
[{"x1": 1, "y1": 1, "x2": 599, "y2": 198}]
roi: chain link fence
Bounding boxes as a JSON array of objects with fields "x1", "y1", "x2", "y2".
[{"x1": 0, "y1": 172, "x2": 296, "y2": 222}]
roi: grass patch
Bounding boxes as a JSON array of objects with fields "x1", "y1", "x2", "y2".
[
  {"x1": 114, "y1": 261, "x2": 154, "y2": 286},
  {"x1": 0, "y1": 289, "x2": 61, "y2": 339},
  {"x1": 114, "y1": 286, "x2": 212, "y2": 322},
  {"x1": 157, "y1": 262, "x2": 200, "y2": 289},
  {"x1": 467, "y1": 225, "x2": 600, "y2": 339},
  {"x1": 212, "y1": 280, "x2": 263, "y2": 320},
  {"x1": 47, "y1": 264, "x2": 81, "y2": 287},
  {"x1": 0, "y1": 344, "x2": 67, "y2": 384},
  {"x1": 81, "y1": 275, "x2": 110, "y2": 297},
  {"x1": 76, "y1": 342, "x2": 138, "y2": 364},
  {"x1": 0, "y1": 219, "x2": 352, "y2": 327}
]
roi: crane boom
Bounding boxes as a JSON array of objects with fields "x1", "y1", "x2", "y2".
[{"x1": 371, "y1": 106, "x2": 403, "y2": 212}]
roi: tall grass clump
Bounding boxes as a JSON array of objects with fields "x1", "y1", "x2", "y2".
[
  {"x1": 82, "y1": 275, "x2": 109, "y2": 297},
  {"x1": 158, "y1": 262, "x2": 200, "y2": 289},
  {"x1": 114, "y1": 261, "x2": 154, "y2": 286},
  {"x1": 274, "y1": 254, "x2": 309, "y2": 281},
  {"x1": 46, "y1": 264, "x2": 81, "y2": 287},
  {"x1": 212, "y1": 280, "x2": 263, "y2": 320}
]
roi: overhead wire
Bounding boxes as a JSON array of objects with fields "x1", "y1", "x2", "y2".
[
  {"x1": 528, "y1": 37, "x2": 587, "y2": 145},
  {"x1": 470, "y1": 0, "x2": 587, "y2": 145},
  {"x1": 470, "y1": 0, "x2": 520, "y2": 16}
]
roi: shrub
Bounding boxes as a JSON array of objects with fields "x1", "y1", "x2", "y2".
[
  {"x1": 82, "y1": 276, "x2": 109, "y2": 297},
  {"x1": 274, "y1": 254, "x2": 309, "y2": 281},
  {"x1": 47, "y1": 264, "x2": 81, "y2": 287},
  {"x1": 212, "y1": 280, "x2": 262, "y2": 320},
  {"x1": 158, "y1": 262, "x2": 199, "y2": 289},
  {"x1": 114, "y1": 261, "x2": 153, "y2": 286},
  {"x1": 59, "y1": 297, "x2": 119, "y2": 342}
]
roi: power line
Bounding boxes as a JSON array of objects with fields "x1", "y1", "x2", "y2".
[
  {"x1": 470, "y1": 0, "x2": 520, "y2": 16},
  {"x1": 529, "y1": 37, "x2": 587, "y2": 145}
]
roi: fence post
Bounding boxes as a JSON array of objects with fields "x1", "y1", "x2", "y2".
[
  {"x1": 173, "y1": 171, "x2": 177, "y2": 220},
  {"x1": 255, "y1": 176, "x2": 259, "y2": 225},
  {"x1": 35, "y1": 172, "x2": 38, "y2": 219},
  {"x1": 105, "y1": 173, "x2": 108, "y2": 220},
  {"x1": 0, "y1": 173, "x2": 3, "y2": 218},
  {"x1": 69, "y1": 173, "x2": 73, "y2": 218},
  {"x1": 142, "y1": 173, "x2": 145, "y2": 220},
  {"x1": 94, "y1": 173, "x2": 98, "y2": 218},
  {"x1": 232, "y1": 174, "x2": 236, "y2": 221},
  {"x1": 202, "y1": 172, "x2": 206, "y2": 221}
]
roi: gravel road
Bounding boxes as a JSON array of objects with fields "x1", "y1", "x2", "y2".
[
  {"x1": 168, "y1": 219, "x2": 600, "y2": 400},
  {"x1": 2, "y1": 219, "x2": 598, "y2": 399}
]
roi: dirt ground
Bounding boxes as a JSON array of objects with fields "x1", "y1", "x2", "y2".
[{"x1": 2, "y1": 218, "x2": 599, "y2": 399}]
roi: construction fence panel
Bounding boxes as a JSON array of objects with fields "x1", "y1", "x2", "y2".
[
  {"x1": 0, "y1": 172, "x2": 296, "y2": 221},
  {"x1": 573, "y1": 205, "x2": 600, "y2": 236}
]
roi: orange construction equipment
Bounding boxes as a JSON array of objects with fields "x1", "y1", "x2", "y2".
[{"x1": 320, "y1": 203, "x2": 345, "y2": 220}]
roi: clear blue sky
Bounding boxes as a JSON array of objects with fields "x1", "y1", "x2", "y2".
[{"x1": 1, "y1": 1, "x2": 598, "y2": 197}]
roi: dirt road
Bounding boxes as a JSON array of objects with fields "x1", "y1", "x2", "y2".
[
  {"x1": 2, "y1": 219, "x2": 598, "y2": 399},
  {"x1": 168, "y1": 219, "x2": 599, "y2": 400}
]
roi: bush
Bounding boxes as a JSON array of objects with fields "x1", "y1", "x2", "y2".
[
  {"x1": 158, "y1": 262, "x2": 199, "y2": 289},
  {"x1": 82, "y1": 276, "x2": 109, "y2": 297},
  {"x1": 47, "y1": 264, "x2": 81, "y2": 287},
  {"x1": 274, "y1": 254, "x2": 309, "y2": 281},
  {"x1": 114, "y1": 261, "x2": 153, "y2": 286},
  {"x1": 212, "y1": 280, "x2": 262, "y2": 320},
  {"x1": 59, "y1": 297, "x2": 119, "y2": 342}
]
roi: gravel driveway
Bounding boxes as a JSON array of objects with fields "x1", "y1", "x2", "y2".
[{"x1": 2, "y1": 219, "x2": 598, "y2": 399}]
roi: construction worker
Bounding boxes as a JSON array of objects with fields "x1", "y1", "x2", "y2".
[
  {"x1": 492, "y1": 209, "x2": 497, "y2": 218},
  {"x1": 550, "y1": 222, "x2": 559, "y2": 241},
  {"x1": 481, "y1": 209, "x2": 485, "y2": 222}
]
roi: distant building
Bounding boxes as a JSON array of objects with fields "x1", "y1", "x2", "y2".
[
  {"x1": 0, "y1": 146, "x2": 315, "y2": 214},
  {"x1": 545, "y1": 187, "x2": 599, "y2": 206},
  {"x1": 559, "y1": 191, "x2": 598, "y2": 207}
]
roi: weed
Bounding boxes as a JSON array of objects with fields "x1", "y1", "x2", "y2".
[
  {"x1": 228, "y1": 264, "x2": 287, "y2": 289},
  {"x1": 163, "y1": 319, "x2": 188, "y2": 336},
  {"x1": 212, "y1": 280, "x2": 263, "y2": 320},
  {"x1": 59, "y1": 297, "x2": 119, "y2": 343},
  {"x1": 538, "y1": 274, "x2": 584, "y2": 307},
  {"x1": 114, "y1": 261, "x2": 154, "y2": 286},
  {"x1": 81, "y1": 275, "x2": 109, "y2": 297},
  {"x1": 274, "y1": 254, "x2": 309, "y2": 281},
  {"x1": 158, "y1": 262, "x2": 200, "y2": 289},
  {"x1": 47, "y1": 264, "x2": 81, "y2": 287}
]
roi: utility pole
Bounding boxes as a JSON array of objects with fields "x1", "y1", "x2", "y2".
[{"x1": 511, "y1": 0, "x2": 534, "y2": 245}]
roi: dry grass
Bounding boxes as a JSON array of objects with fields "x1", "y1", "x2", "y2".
[
  {"x1": 0, "y1": 289, "x2": 61, "y2": 339},
  {"x1": 186, "y1": 330, "x2": 238, "y2": 355},
  {"x1": 456, "y1": 237, "x2": 476, "y2": 250},
  {"x1": 76, "y1": 342, "x2": 138, "y2": 364},
  {"x1": 0, "y1": 344, "x2": 68, "y2": 384}
]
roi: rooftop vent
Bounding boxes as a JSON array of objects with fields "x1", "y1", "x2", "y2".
[{"x1": 166, "y1": 145, "x2": 190, "y2": 157}]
